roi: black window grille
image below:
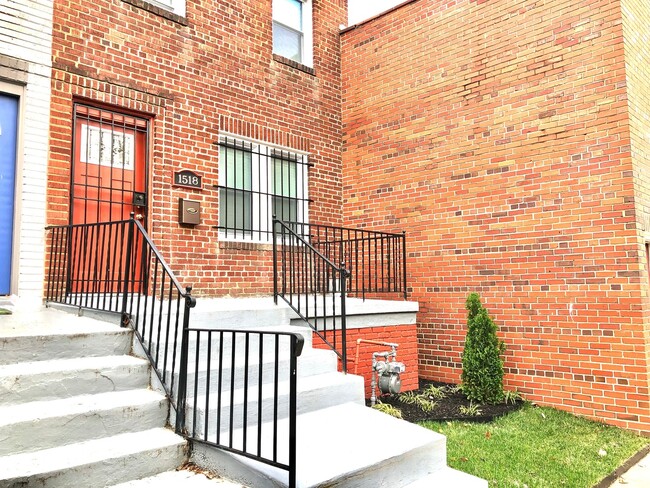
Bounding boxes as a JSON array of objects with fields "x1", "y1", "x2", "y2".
[{"x1": 216, "y1": 136, "x2": 309, "y2": 242}]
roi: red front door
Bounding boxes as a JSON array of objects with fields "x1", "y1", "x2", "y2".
[{"x1": 70, "y1": 104, "x2": 149, "y2": 294}]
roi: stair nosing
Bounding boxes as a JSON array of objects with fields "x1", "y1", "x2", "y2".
[
  {"x1": 0, "y1": 354, "x2": 148, "y2": 376},
  {"x1": 0, "y1": 427, "x2": 185, "y2": 479},
  {"x1": 0, "y1": 388, "x2": 166, "y2": 426}
]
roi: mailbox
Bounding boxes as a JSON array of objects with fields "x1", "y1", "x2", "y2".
[{"x1": 179, "y1": 198, "x2": 201, "y2": 225}]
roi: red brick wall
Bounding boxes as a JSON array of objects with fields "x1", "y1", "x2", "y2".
[
  {"x1": 341, "y1": 0, "x2": 650, "y2": 432},
  {"x1": 622, "y1": 0, "x2": 650, "y2": 368},
  {"x1": 312, "y1": 324, "x2": 419, "y2": 398},
  {"x1": 48, "y1": 0, "x2": 347, "y2": 297}
]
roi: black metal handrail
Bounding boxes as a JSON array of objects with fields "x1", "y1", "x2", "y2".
[
  {"x1": 290, "y1": 222, "x2": 407, "y2": 300},
  {"x1": 45, "y1": 216, "x2": 196, "y2": 422},
  {"x1": 45, "y1": 216, "x2": 302, "y2": 485},
  {"x1": 182, "y1": 328, "x2": 304, "y2": 488},
  {"x1": 273, "y1": 218, "x2": 349, "y2": 373}
]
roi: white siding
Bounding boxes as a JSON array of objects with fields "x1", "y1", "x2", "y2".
[{"x1": 0, "y1": 0, "x2": 53, "y2": 305}]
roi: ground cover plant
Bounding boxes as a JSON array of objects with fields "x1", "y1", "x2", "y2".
[
  {"x1": 374, "y1": 380, "x2": 523, "y2": 422},
  {"x1": 420, "y1": 404, "x2": 650, "y2": 488}
]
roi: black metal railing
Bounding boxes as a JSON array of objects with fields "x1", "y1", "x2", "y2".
[
  {"x1": 291, "y1": 222, "x2": 407, "y2": 300},
  {"x1": 273, "y1": 218, "x2": 349, "y2": 373},
  {"x1": 182, "y1": 329, "x2": 304, "y2": 488},
  {"x1": 45, "y1": 216, "x2": 196, "y2": 420},
  {"x1": 45, "y1": 215, "x2": 302, "y2": 486}
]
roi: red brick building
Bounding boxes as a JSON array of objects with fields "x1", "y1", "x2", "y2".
[
  {"x1": 49, "y1": 0, "x2": 347, "y2": 296},
  {"x1": 44, "y1": 0, "x2": 650, "y2": 433},
  {"x1": 341, "y1": 0, "x2": 650, "y2": 432}
]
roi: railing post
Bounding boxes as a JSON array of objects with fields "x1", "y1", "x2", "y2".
[
  {"x1": 175, "y1": 285, "x2": 195, "y2": 434},
  {"x1": 288, "y1": 333, "x2": 302, "y2": 488},
  {"x1": 402, "y1": 231, "x2": 407, "y2": 299},
  {"x1": 121, "y1": 214, "x2": 135, "y2": 326},
  {"x1": 339, "y1": 263, "x2": 348, "y2": 374},
  {"x1": 272, "y1": 216, "x2": 278, "y2": 305}
]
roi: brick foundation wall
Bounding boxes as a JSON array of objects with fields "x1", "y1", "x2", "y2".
[
  {"x1": 313, "y1": 324, "x2": 419, "y2": 399},
  {"x1": 341, "y1": 0, "x2": 650, "y2": 432},
  {"x1": 49, "y1": 0, "x2": 346, "y2": 297}
]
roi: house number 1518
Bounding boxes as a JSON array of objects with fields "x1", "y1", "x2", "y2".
[{"x1": 174, "y1": 170, "x2": 202, "y2": 189}]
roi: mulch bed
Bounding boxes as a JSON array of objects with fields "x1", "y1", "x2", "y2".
[{"x1": 372, "y1": 379, "x2": 525, "y2": 423}]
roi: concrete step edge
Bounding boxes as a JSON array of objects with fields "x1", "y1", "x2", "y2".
[
  {"x1": 191, "y1": 402, "x2": 448, "y2": 488},
  {"x1": 189, "y1": 371, "x2": 363, "y2": 411},
  {"x1": 0, "y1": 427, "x2": 187, "y2": 484},
  {"x1": 0, "y1": 355, "x2": 151, "y2": 406},
  {"x1": 0, "y1": 354, "x2": 148, "y2": 377},
  {"x1": 108, "y1": 468, "x2": 244, "y2": 487},
  {"x1": 0, "y1": 388, "x2": 165, "y2": 426}
]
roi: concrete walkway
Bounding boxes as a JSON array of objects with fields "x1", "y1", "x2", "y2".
[{"x1": 606, "y1": 449, "x2": 650, "y2": 488}]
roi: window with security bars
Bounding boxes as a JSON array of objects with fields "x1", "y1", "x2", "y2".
[{"x1": 217, "y1": 135, "x2": 309, "y2": 242}]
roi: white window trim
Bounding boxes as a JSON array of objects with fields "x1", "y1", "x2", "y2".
[
  {"x1": 273, "y1": 0, "x2": 313, "y2": 68},
  {"x1": 146, "y1": 0, "x2": 185, "y2": 17},
  {"x1": 218, "y1": 132, "x2": 309, "y2": 244}
]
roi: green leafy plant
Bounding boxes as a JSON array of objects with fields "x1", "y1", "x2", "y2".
[
  {"x1": 503, "y1": 389, "x2": 522, "y2": 405},
  {"x1": 422, "y1": 384, "x2": 447, "y2": 400},
  {"x1": 459, "y1": 402, "x2": 482, "y2": 417},
  {"x1": 372, "y1": 401, "x2": 403, "y2": 419},
  {"x1": 398, "y1": 390, "x2": 439, "y2": 413},
  {"x1": 461, "y1": 293, "x2": 505, "y2": 404}
]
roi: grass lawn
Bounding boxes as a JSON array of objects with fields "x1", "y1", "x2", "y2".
[{"x1": 420, "y1": 403, "x2": 650, "y2": 487}]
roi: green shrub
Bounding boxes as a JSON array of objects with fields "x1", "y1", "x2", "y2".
[{"x1": 461, "y1": 293, "x2": 505, "y2": 404}]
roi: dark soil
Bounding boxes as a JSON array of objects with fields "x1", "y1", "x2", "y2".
[{"x1": 372, "y1": 379, "x2": 525, "y2": 423}]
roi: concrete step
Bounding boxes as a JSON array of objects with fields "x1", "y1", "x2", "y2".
[
  {"x1": 0, "y1": 309, "x2": 131, "y2": 365},
  {"x1": 0, "y1": 355, "x2": 150, "y2": 405},
  {"x1": 0, "y1": 389, "x2": 168, "y2": 455},
  {"x1": 192, "y1": 402, "x2": 484, "y2": 488},
  {"x1": 108, "y1": 468, "x2": 245, "y2": 487},
  {"x1": 0, "y1": 427, "x2": 187, "y2": 487},
  {"x1": 166, "y1": 347, "x2": 338, "y2": 399},
  {"x1": 186, "y1": 372, "x2": 364, "y2": 436},
  {"x1": 143, "y1": 324, "x2": 314, "y2": 369}
]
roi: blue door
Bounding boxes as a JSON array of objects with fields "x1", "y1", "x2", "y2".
[{"x1": 0, "y1": 94, "x2": 18, "y2": 295}]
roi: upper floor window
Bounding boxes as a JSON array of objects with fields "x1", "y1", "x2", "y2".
[
  {"x1": 218, "y1": 135, "x2": 309, "y2": 243},
  {"x1": 273, "y1": 0, "x2": 313, "y2": 67},
  {"x1": 147, "y1": 0, "x2": 185, "y2": 16}
]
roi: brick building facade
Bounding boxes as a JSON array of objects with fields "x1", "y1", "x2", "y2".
[
  {"x1": 39, "y1": 0, "x2": 650, "y2": 432},
  {"x1": 48, "y1": 0, "x2": 346, "y2": 297},
  {"x1": 341, "y1": 0, "x2": 650, "y2": 432}
]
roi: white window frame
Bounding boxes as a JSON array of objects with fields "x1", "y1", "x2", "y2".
[
  {"x1": 146, "y1": 0, "x2": 185, "y2": 16},
  {"x1": 218, "y1": 133, "x2": 309, "y2": 243},
  {"x1": 273, "y1": 0, "x2": 313, "y2": 67}
]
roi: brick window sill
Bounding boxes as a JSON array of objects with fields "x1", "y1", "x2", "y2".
[
  {"x1": 121, "y1": 0, "x2": 188, "y2": 26},
  {"x1": 273, "y1": 54, "x2": 315, "y2": 76}
]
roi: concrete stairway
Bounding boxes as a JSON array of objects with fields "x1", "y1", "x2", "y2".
[
  {"x1": 0, "y1": 301, "x2": 487, "y2": 487},
  {"x1": 186, "y1": 299, "x2": 488, "y2": 488},
  {"x1": 0, "y1": 308, "x2": 205, "y2": 487}
]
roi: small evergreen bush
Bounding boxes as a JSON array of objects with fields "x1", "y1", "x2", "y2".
[{"x1": 461, "y1": 293, "x2": 505, "y2": 404}]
